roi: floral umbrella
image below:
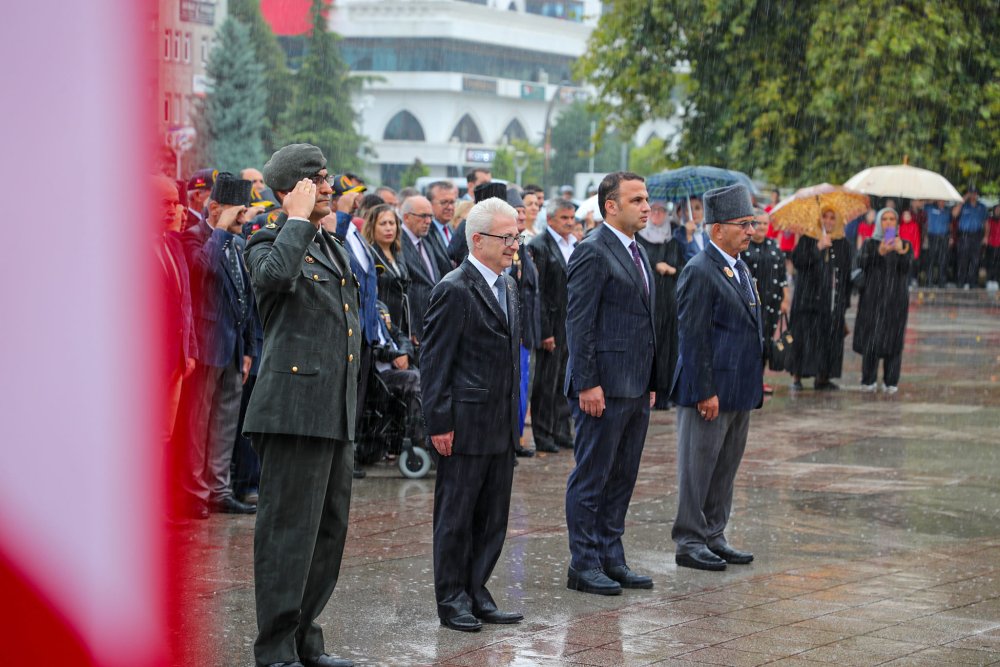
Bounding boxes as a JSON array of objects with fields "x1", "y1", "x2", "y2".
[{"x1": 769, "y1": 184, "x2": 870, "y2": 239}]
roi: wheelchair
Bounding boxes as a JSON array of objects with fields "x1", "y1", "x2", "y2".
[{"x1": 355, "y1": 365, "x2": 433, "y2": 479}]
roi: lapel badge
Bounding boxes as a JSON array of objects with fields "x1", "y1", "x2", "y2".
[
  {"x1": 723, "y1": 267, "x2": 734, "y2": 278},
  {"x1": 305, "y1": 255, "x2": 315, "y2": 264}
]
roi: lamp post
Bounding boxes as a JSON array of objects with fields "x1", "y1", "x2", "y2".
[{"x1": 542, "y1": 80, "x2": 570, "y2": 192}]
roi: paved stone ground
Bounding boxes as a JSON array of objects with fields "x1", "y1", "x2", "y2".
[{"x1": 176, "y1": 289, "x2": 1000, "y2": 666}]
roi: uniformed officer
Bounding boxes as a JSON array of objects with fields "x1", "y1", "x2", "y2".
[{"x1": 243, "y1": 144, "x2": 362, "y2": 667}]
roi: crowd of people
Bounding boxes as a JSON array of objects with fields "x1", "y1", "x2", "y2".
[{"x1": 156, "y1": 144, "x2": 995, "y2": 666}]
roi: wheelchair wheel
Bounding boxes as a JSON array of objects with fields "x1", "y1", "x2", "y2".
[{"x1": 398, "y1": 446, "x2": 431, "y2": 479}]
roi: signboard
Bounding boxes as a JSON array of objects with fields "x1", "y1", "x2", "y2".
[
  {"x1": 520, "y1": 83, "x2": 545, "y2": 100},
  {"x1": 465, "y1": 148, "x2": 496, "y2": 164},
  {"x1": 462, "y1": 76, "x2": 497, "y2": 95},
  {"x1": 192, "y1": 74, "x2": 212, "y2": 96},
  {"x1": 179, "y1": 0, "x2": 216, "y2": 25}
]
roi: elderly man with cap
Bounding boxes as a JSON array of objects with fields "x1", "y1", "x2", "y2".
[
  {"x1": 175, "y1": 172, "x2": 257, "y2": 517},
  {"x1": 243, "y1": 144, "x2": 362, "y2": 667},
  {"x1": 670, "y1": 184, "x2": 764, "y2": 571},
  {"x1": 185, "y1": 168, "x2": 216, "y2": 227}
]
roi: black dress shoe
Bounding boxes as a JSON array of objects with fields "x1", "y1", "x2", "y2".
[
  {"x1": 514, "y1": 446, "x2": 535, "y2": 458},
  {"x1": 440, "y1": 612, "x2": 482, "y2": 632},
  {"x1": 535, "y1": 440, "x2": 559, "y2": 453},
  {"x1": 567, "y1": 565, "x2": 622, "y2": 595},
  {"x1": 266, "y1": 662, "x2": 304, "y2": 667},
  {"x1": 605, "y1": 564, "x2": 654, "y2": 589},
  {"x1": 181, "y1": 502, "x2": 209, "y2": 520},
  {"x1": 303, "y1": 654, "x2": 354, "y2": 667},
  {"x1": 675, "y1": 546, "x2": 727, "y2": 571},
  {"x1": 709, "y1": 544, "x2": 754, "y2": 564},
  {"x1": 352, "y1": 467, "x2": 366, "y2": 479},
  {"x1": 557, "y1": 440, "x2": 575, "y2": 450},
  {"x1": 815, "y1": 380, "x2": 839, "y2": 391},
  {"x1": 210, "y1": 496, "x2": 256, "y2": 514},
  {"x1": 476, "y1": 609, "x2": 523, "y2": 624}
]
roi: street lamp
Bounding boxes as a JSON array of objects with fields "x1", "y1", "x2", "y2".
[{"x1": 542, "y1": 79, "x2": 571, "y2": 192}]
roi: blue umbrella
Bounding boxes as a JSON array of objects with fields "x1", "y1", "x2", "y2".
[{"x1": 646, "y1": 165, "x2": 757, "y2": 201}]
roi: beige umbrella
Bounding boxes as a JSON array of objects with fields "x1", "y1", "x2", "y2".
[
  {"x1": 769, "y1": 184, "x2": 870, "y2": 239},
  {"x1": 844, "y1": 163, "x2": 962, "y2": 201}
]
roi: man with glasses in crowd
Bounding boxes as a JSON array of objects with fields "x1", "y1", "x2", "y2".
[
  {"x1": 399, "y1": 195, "x2": 440, "y2": 348},
  {"x1": 670, "y1": 184, "x2": 764, "y2": 572},
  {"x1": 425, "y1": 181, "x2": 460, "y2": 273}
]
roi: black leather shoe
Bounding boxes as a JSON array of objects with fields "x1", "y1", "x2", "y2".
[
  {"x1": 557, "y1": 440, "x2": 575, "y2": 450},
  {"x1": 182, "y1": 502, "x2": 209, "y2": 520},
  {"x1": 514, "y1": 446, "x2": 535, "y2": 458},
  {"x1": 567, "y1": 566, "x2": 622, "y2": 595},
  {"x1": 535, "y1": 440, "x2": 559, "y2": 453},
  {"x1": 815, "y1": 380, "x2": 840, "y2": 391},
  {"x1": 302, "y1": 654, "x2": 354, "y2": 667},
  {"x1": 266, "y1": 662, "x2": 304, "y2": 667},
  {"x1": 605, "y1": 564, "x2": 654, "y2": 589},
  {"x1": 476, "y1": 609, "x2": 523, "y2": 624},
  {"x1": 709, "y1": 544, "x2": 754, "y2": 564},
  {"x1": 440, "y1": 612, "x2": 482, "y2": 632},
  {"x1": 676, "y1": 546, "x2": 727, "y2": 571},
  {"x1": 352, "y1": 467, "x2": 366, "y2": 479},
  {"x1": 210, "y1": 496, "x2": 256, "y2": 514}
]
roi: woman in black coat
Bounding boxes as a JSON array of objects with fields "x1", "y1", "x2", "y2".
[
  {"x1": 636, "y1": 203, "x2": 685, "y2": 409},
  {"x1": 363, "y1": 204, "x2": 411, "y2": 339},
  {"x1": 742, "y1": 212, "x2": 789, "y2": 394},
  {"x1": 853, "y1": 208, "x2": 913, "y2": 394},
  {"x1": 788, "y1": 207, "x2": 853, "y2": 390}
]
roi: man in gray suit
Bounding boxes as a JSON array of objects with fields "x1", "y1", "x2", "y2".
[
  {"x1": 243, "y1": 144, "x2": 361, "y2": 667},
  {"x1": 670, "y1": 184, "x2": 764, "y2": 571}
]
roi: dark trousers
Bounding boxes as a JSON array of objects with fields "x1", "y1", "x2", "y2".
[
  {"x1": 231, "y1": 373, "x2": 260, "y2": 498},
  {"x1": 252, "y1": 433, "x2": 353, "y2": 666},
  {"x1": 924, "y1": 235, "x2": 949, "y2": 286},
  {"x1": 672, "y1": 407, "x2": 749, "y2": 554},
  {"x1": 354, "y1": 343, "x2": 373, "y2": 465},
  {"x1": 861, "y1": 350, "x2": 902, "y2": 387},
  {"x1": 985, "y1": 246, "x2": 1000, "y2": 283},
  {"x1": 433, "y1": 450, "x2": 514, "y2": 619},
  {"x1": 565, "y1": 394, "x2": 649, "y2": 570},
  {"x1": 530, "y1": 344, "x2": 573, "y2": 447},
  {"x1": 956, "y1": 232, "x2": 982, "y2": 287}
]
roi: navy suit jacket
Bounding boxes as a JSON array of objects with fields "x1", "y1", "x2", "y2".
[
  {"x1": 671, "y1": 243, "x2": 764, "y2": 411},
  {"x1": 182, "y1": 220, "x2": 256, "y2": 368},
  {"x1": 420, "y1": 260, "x2": 520, "y2": 456},
  {"x1": 335, "y1": 213, "x2": 380, "y2": 345},
  {"x1": 565, "y1": 224, "x2": 656, "y2": 399},
  {"x1": 400, "y1": 232, "x2": 438, "y2": 342}
]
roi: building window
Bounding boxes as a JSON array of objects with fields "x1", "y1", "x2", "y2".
[
  {"x1": 183, "y1": 33, "x2": 191, "y2": 63},
  {"x1": 172, "y1": 31, "x2": 180, "y2": 61},
  {"x1": 163, "y1": 29, "x2": 171, "y2": 61},
  {"x1": 383, "y1": 111, "x2": 426, "y2": 141},
  {"x1": 173, "y1": 93, "x2": 183, "y2": 124},
  {"x1": 450, "y1": 114, "x2": 483, "y2": 144},
  {"x1": 500, "y1": 119, "x2": 528, "y2": 143},
  {"x1": 164, "y1": 94, "x2": 171, "y2": 123},
  {"x1": 200, "y1": 36, "x2": 209, "y2": 65}
]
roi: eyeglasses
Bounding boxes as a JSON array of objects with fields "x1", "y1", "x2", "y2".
[
  {"x1": 716, "y1": 220, "x2": 759, "y2": 230},
  {"x1": 434, "y1": 199, "x2": 456, "y2": 207},
  {"x1": 407, "y1": 212, "x2": 434, "y2": 220},
  {"x1": 479, "y1": 232, "x2": 525, "y2": 247},
  {"x1": 310, "y1": 175, "x2": 334, "y2": 187}
]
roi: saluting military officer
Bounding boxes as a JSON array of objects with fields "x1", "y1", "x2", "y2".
[{"x1": 243, "y1": 143, "x2": 363, "y2": 667}]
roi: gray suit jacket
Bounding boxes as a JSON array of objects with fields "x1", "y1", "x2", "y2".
[{"x1": 243, "y1": 214, "x2": 362, "y2": 442}]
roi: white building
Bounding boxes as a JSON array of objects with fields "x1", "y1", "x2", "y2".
[{"x1": 329, "y1": 0, "x2": 603, "y2": 187}]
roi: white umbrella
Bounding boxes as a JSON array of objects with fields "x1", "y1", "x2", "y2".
[
  {"x1": 574, "y1": 194, "x2": 603, "y2": 222},
  {"x1": 844, "y1": 164, "x2": 962, "y2": 202}
]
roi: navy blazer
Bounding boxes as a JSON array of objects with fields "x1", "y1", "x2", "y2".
[
  {"x1": 529, "y1": 229, "x2": 570, "y2": 345},
  {"x1": 420, "y1": 260, "x2": 520, "y2": 456},
  {"x1": 564, "y1": 224, "x2": 656, "y2": 399},
  {"x1": 670, "y1": 243, "x2": 764, "y2": 411},
  {"x1": 400, "y1": 232, "x2": 438, "y2": 342},
  {"x1": 335, "y1": 213, "x2": 380, "y2": 345},
  {"x1": 182, "y1": 220, "x2": 256, "y2": 368}
]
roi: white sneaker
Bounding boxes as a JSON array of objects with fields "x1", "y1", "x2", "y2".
[
  {"x1": 884, "y1": 385, "x2": 898, "y2": 395},
  {"x1": 860, "y1": 383, "x2": 877, "y2": 393}
]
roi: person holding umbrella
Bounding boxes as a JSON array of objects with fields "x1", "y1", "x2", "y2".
[
  {"x1": 853, "y1": 208, "x2": 913, "y2": 394},
  {"x1": 788, "y1": 207, "x2": 852, "y2": 391}
]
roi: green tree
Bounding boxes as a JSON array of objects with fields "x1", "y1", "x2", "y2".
[
  {"x1": 191, "y1": 18, "x2": 267, "y2": 173},
  {"x1": 400, "y1": 158, "x2": 429, "y2": 188},
  {"x1": 228, "y1": 0, "x2": 293, "y2": 156},
  {"x1": 279, "y1": 0, "x2": 365, "y2": 173},
  {"x1": 629, "y1": 135, "x2": 678, "y2": 177},
  {"x1": 493, "y1": 140, "x2": 543, "y2": 185},
  {"x1": 548, "y1": 101, "x2": 627, "y2": 187},
  {"x1": 578, "y1": 0, "x2": 1000, "y2": 192}
]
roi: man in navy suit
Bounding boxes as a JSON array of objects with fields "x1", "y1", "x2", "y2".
[
  {"x1": 177, "y1": 172, "x2": 258, "y2": 516},
  {"x1": 420, "y1": 197, "x2": 523, "y2": 632},
  {"x1": 564, "y1": 172, "x2": 657, "y2": 596},
  {"x1": 670, "y1": 184, "x2": 764, "y2": 571},
  {"x1": 399, "y1": 195, "x2": 440, "y2": 347}
]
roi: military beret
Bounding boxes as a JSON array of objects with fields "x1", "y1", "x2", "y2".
[{"x1": 263, "y1": 143, "x2": 327, "y2": 193}]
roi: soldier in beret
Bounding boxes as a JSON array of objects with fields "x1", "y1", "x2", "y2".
[{"x1": 243, "y1": 144, "x2": 361, "y2": 667}]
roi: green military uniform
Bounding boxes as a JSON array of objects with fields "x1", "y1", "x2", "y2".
[{"x1": 244, "y1": 212, "x2": 362, "y2": 667}]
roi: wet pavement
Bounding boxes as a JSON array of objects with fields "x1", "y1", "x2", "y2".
[{"x1": 178, "y1": 289, "x2": 1000, "y2": 666}]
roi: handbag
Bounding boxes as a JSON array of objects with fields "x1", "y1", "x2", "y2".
[{"x1": 767, "y1": 312, "x2": 794, "y2": 372}]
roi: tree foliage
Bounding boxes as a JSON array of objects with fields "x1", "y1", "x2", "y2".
[
  {"x1": 492, "y1": 140, "x2": 543, "y2": 185},
  {"x1": 549, "y1": 101, "x2": 627, "y2": 187},
  {"x1": 399, "y1": 158, "x2": 429, "y2": 188},
  {"x1": 191, "y1": 18, "x2": 267, "y2": 173},
  {"x1": 578, "y1": 0, "x2": 1000, "y2": 192},
  {"x1": 228, "y1": 0, "x2": 293, "y2": 156},
  {"x1": 279, "y1": 0, "x2": 365, "y2": 173},
  {"x1": 629, "y1": 135, "x2": 679, "y2": 177}
]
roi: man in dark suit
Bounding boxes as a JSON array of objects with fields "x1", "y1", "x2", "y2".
[
  {"x1": 425, "y1": 181, "x2": 459, "y2": 273},
  {"x1": 564, "y1": 172, "x2": 657, "y2": 596},
  {"x1": 420, "y1": 197, "x2": 523, "y2": 632},
  {"x1": 243, "y1": 144, "x2": 362, "y2": 667},
  {"x1": 176, "y1": 172, "x2": 257, "y2": 516},
  {"x1": 399, "y1": 195, "x2": 440, "y2": 346},
  {"x1": 185, "y1": 168, "x2": 215, "y2": 228},
  {"x1": 528, "y1": 198, "x2": 577, "y2": 453},
  {"x1": 670, "y1": 184, "x2": 764, "y2": 572}
]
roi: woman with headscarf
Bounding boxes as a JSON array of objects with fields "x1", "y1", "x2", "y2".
[
  {"x1": 788, "y1": 207, "x2": 852, "y2": 390},
  {"x1": 853, "y1": 208, "x2": 913, "y2": 394},
  {"x1": 636, "y1": 200, "x2": 685, "y2": 409}
]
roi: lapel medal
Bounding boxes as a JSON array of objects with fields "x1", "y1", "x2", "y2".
[
  {"x1": 305, "y1": 255, "x2": 315, "y2": 264},
  {"x1": 723, "y1": 267, "x2": 734, "y2": 278}
]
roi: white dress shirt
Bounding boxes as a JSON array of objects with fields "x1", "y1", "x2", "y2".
[
  {"x1": 467, "y1": 253, "x2": 503, "y2": 306},
  {"x1": 546, "y1": 224, "x2": 576, "y2": 264},
  {"x1": 709, "y1": 240, "x2": 741, "y2": 284}
]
